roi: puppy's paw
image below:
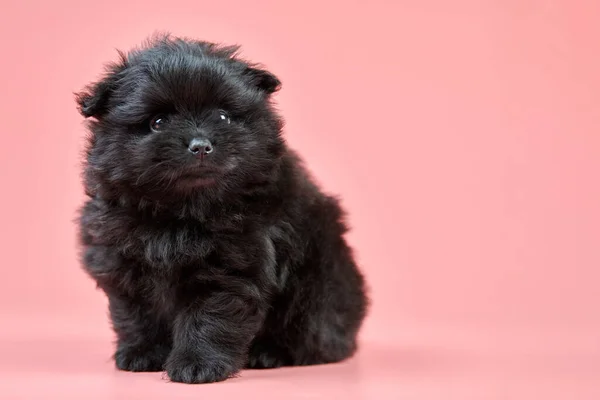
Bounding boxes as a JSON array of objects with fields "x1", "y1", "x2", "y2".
[
  {"x1": 165, "y1": 353, "x2": 237, "y2": 384},
  {"x1": 247, "y1": 344, "x2": 288, "y2": 369},
  {"x1": 115, "y1": 346, "x2": 168, "y2": 372},
  {"x1": 247, "y1": 353, "x2": 285, "y2": 369}
]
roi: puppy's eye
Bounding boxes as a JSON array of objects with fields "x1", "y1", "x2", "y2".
[
  {"x1": 150, "y1": 115, "x2": 169, "y2": 132},
  {"x1": 218, "y1": 110, "x2": 231, "y2": 124}
]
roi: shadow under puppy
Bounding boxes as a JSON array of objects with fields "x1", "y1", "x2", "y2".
[{"x1": 77, "y1": 35, "x2": 367, "y2": 384}]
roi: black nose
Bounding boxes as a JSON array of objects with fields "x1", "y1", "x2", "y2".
[{"x1": 188, "y1": 138, "x2": 213, "y2": 156}]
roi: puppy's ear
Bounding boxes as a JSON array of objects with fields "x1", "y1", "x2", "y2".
[
  {"x1": 76, "y1": 56, "x2": 127, "y2": 118},
  {"x1": 244, "y1": 66, "x2": 281, "y2": 94},
  {"x1": 76, "y1": 79, "x2": 113, "y2": 118}
]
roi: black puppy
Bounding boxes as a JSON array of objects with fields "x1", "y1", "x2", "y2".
[{"x1": 77, "y1": 35, "x2": 367, "y2": 384}]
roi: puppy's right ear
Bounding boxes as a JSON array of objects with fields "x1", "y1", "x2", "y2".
[
  {"x1": 76, "y1": 57, "x2": 127, "y2": 118},
  {"x1": 76, "y1": 79, "x2": 113, "y2": 118}
]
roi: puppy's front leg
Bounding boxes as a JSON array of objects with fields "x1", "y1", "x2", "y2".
[
  {"x1": 109, "y1": 294, "x2": 172, "y2": 372},
  {"x1": 165, "y1": 291, "x2": 266, "y2": 384}
]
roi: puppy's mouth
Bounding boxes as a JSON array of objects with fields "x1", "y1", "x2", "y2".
[
  {"x1": 176, "y1": 163, "x2": 222, "y2": 187},
  {"x1": 179, "y1": 166, "x2": 219, "y2": 178}
]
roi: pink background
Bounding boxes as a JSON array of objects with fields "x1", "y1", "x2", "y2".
[{"x1": 1, "y1": 0, "x2": 599, "y2": 398}]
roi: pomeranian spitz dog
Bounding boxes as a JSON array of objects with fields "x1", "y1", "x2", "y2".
[{"x1": 77, "y1": 34, "x2": 367, "y2": 384}]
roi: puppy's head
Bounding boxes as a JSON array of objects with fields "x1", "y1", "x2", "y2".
[{"x1": 77, "y1": 35, "x2": 284, "y2": 198}]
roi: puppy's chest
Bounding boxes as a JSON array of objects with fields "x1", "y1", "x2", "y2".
[
  {"x1": 130, "y1": 222, "x2": 214, "y2": 268},
  {"x1": 139, "y1": 267, "x2": 192, "y2": 314},
  {"x1": 84, "y1": 200, "x2": 269, "y2": 305},
  {"x1": 88, "y1": 205, "x2": 215, "y2": 267},
  {"x1": 126, "y1": 222, "x2": 214, "y2": 307}
]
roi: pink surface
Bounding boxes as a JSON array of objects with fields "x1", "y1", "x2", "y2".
[{"x1": 1, "y1": 0, "x2": 599, "y2": 398}]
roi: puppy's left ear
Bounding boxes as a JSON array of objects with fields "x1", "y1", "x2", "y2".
[
  {"x1": 245, "y1": 66, "x2": 281, "y2": 94},
  {"x1": 75, "y1": 58, "x2": 127, "y2": 118}
]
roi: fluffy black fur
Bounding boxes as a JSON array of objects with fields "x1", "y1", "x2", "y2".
[{"x1": 77, "y1": 35, "x2": 367, "y2": 384}]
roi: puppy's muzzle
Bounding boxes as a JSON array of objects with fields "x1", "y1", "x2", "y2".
[{"x1": 188, "y1": 138, "x2": 213, "y2": 158}]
